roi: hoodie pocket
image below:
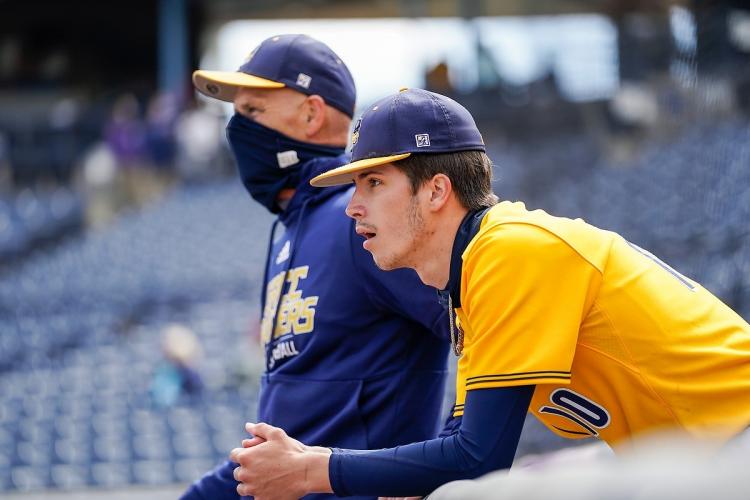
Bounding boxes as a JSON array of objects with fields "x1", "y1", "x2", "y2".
[{"x1": 258, "y1": 375, "x2": 369, "y2": 449}]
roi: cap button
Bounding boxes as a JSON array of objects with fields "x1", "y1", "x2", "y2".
[{"x1": 399, "y1": 87, "x2": 409, "y2": 92}]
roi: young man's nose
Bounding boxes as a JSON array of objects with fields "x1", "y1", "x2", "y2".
[{"x1": 345, "y1": 191, "x2": 364, "y2": 220}]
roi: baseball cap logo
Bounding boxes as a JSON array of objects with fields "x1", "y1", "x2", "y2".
[
  {"x1": 351, "y1": 118, "x2": 361, "y2": 146},
  {"x1": 206, "y1": 83, "x2": 220, "y2": 95},
  {"x1": 296, "y1": 73, "x2": 312, "y2": 89},
  {"x1": 415, "y1": 133, "x2": 431, "y2": 147}
]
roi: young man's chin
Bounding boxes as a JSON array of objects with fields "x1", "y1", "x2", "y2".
[
  {"x1": 370, "y1": 252, "x2": 390, "y2": 271},
  {"x1": 372, "y1": 254, "x2": 405, "y2": 272}
]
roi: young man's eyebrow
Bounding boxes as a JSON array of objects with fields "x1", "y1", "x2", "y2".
[{"x1": 356, "y1": 170, "x2": 383, "y2": 180}]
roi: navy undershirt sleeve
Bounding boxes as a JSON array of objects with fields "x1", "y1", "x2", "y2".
[
  {"x1": 437, "y1": 412, "x2": 462, "y2": 438},
  {"x1": 329, "y1": 385, "x2": 534, "y2": 497}
]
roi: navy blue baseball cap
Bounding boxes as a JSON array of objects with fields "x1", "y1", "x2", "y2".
[
  {"x1": 193, "y1": 34, "x2": 356, "y2": 117},
  {"x1": 310, "y1": 88, "x2": 485, "y2": 187}
]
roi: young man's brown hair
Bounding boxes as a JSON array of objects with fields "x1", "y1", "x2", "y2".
[{"x1": 395, "y1": 151, "x2": 498, "y2": 211}]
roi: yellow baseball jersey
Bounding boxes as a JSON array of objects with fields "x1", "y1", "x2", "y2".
[{"x1": 451, "y1": 201, "x2": 750, "y2": 449}]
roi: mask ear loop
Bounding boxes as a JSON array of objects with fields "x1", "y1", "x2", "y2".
[{"x1": 261, "y1": 198, "x2": 311, "y2": 371}]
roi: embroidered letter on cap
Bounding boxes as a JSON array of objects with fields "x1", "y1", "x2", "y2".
[
  {"x1": 351, "y1": 118, "x2": 361, "y2": 145},
  {"x1": 415, "y1": 134, "x2": 431, "y2": 147},
  {"x1": 296, "y1": 73, "x2": 312, "y2": 88}
]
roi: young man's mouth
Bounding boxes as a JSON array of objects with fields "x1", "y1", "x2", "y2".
[
  {"x1": 355, "y1": 225, "x2": 377, "y2": 240},
  {"x1": 355, "y1": 225, "x2": 377, "y2": 250}
]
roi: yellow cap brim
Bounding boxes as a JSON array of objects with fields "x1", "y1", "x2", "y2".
[
  {"x1": 192, "y1": 70, "x2": 285, "y2": 102},
  {"x1": 310, "y1": 153, "x2": 412, "y2": 187}
]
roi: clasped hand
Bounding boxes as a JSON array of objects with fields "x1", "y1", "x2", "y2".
[{"x1": 230, "y1": 422, "x2": 332, "y2": 500}]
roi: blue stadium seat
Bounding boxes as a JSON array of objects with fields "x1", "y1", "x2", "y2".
[
  {"x1": 132, "y1": 459, "x2": 175, "y2": 485},
  {"x1": 11, "y1": 465, "x2": 50, "y2": 491},
  {"x1": 50, "y1": 464, "x2": 89, "y2": 489},
  {"x1": 54, "y1": 437, "x2": 92, "y2": 465},
  {"x1": 91, "y1": 461, "x2": 132, "y2": 487}
]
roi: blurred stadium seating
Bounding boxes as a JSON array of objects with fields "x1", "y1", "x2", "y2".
[
  {"x1": 490, "y1": 117, "x2": 750, "y2": 320},
  {"x1": 0, "y1": 181, "x2": 273, "y2": 492},
  {"x1": 0, "y1": 187, "x2": 84, "y2": 267}
]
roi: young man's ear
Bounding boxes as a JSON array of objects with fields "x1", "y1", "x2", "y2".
[
  {"x1": 427, "y1": 174, "x2": 452, "y2": 211},
  {"x1": 303, "y1": 95, "x2": 326, "y2": 137}
]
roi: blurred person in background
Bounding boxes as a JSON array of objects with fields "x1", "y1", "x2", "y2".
[
  {"x1": 143, "y1": 91, "x2": 179, "y2": 196},
  {"x1": 48, "y1": 96, "x2": 82, "y2": 184},
  {"x1": 181, "y1": 34, "x2": 450, "y2": 500},
  {"x1": 104, "y1": 92, "x2": 146, "y2": 207},
  {"x1": 151, "y1": 323, "x2": 204, "y2": 408},
  {"x1": 174, "y1": 99, "x2": 226, "y2": 182},
  {"x1": 76, "y1": 140, "x2": 119, "y2": 228},
  {"x1": 0, "y1": 132, "x2": 10, "y2": 192},
  {"x1": 424, "y1": 61, "x2": 454, "y2": 96}
]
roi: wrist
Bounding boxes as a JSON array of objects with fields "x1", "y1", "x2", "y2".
[{"x1": 303, "y1": 446, "x2": 333, "y2": 493}]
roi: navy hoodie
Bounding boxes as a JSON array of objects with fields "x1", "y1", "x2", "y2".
[{"x1": 183, "y1": 154, "x2": 450, "y2": 500}]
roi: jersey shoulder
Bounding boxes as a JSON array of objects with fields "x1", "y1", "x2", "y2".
[{"x1": 468, "y1": 201, "x2": 615, "y2": 274}]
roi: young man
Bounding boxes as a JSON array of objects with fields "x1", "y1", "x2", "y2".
[
  {"x1": 183, "y1": 40, "x2": 450, "y2": 499},
  {"x1": 228, "y1": 88, "x2": 750, "y2": 499}
]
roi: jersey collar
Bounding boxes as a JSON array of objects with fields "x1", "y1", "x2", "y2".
[{"x1": 438, "y1": 206, "x2": 492, "y2": 310}]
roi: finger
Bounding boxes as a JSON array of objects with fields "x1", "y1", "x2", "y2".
[
  {"x1": 242, "y1": 422, "x2": 267, "y2": 448},
  {"x1": 229, "y1": 447, "x2": 244, "y2": 463},
  {"x1": 246, "y1": 421, "x2": 286, "y2": 440},
  {"x1": 237, "y1": 482, "x2": 252, "y2": 497},
  {"x1": 242, "y1": 436, "x2": 266, "y2": 448}
]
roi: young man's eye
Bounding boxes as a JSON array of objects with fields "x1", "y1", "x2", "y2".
[{"x1": 368, "y1": 178, "x2": 382, "y2": 187}]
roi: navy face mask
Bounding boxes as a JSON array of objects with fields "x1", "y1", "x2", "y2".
[{"x1": 226, "y1": 113, "x2": 344, "y2": 213}]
